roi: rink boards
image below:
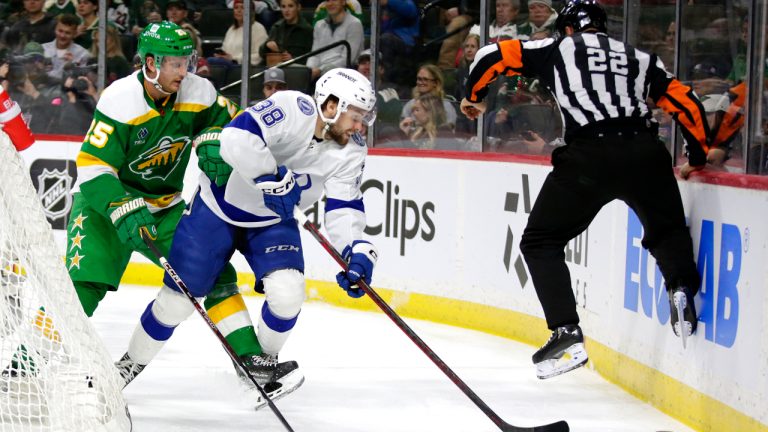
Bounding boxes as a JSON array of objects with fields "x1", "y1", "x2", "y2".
[{"x1": 25, "y1": 137, "x2": 768, "y2": 432}]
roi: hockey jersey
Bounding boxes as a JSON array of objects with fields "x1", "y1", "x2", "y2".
[
  {"x1": 206, "y1": 90, "x2": 367, "y2": 252},
  {"x1": 74, "y1": 70, "x2": 239, "y2": 212}
]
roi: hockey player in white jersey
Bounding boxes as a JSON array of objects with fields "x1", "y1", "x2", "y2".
[{"x1": 118, "y1": 68, "x2": 379, "y2": 405}]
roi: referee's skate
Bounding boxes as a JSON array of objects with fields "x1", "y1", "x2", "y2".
[{"x1": 532, "y1": 324, "x2": 588, "y2": 379}]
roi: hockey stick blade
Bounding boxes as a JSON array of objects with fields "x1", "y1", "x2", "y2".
[
  {"x1": 506, "y1": 420, "x2": 569, "y2": 432},
  {"x1": 293, "y1": 210, "x2": 569, "y2": 432},
  {"x1": 139, "y1": 228, "x2": 296, "y2": 432}
]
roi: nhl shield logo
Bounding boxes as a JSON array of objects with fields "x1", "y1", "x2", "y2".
[{"x1": 37, "y1": 168, "x2": 72, "y2": 220}]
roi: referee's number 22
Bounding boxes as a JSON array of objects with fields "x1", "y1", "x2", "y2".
[{"x1": 586, "y1": 48, "x2": 628, "y2": 76}]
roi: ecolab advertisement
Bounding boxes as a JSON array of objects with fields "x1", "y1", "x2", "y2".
[
  {"x1": 23, "y1": 140, "x2": 768, "y2": 428},
  {"x1": 301, "y1": 154, "x2": 768, "y2": 427}
]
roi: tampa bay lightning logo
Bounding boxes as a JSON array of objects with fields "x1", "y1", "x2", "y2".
[
  {"x1": 351, "y1": 132, "x2": 366, "y2": 147},
  {"x1": 297, "y1": 97, "x2": 315, "y2": 116}
]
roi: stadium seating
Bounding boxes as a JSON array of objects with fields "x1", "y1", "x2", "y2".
[{"x1": 198, "y1": 8, "x2": 234, "y2": 56}]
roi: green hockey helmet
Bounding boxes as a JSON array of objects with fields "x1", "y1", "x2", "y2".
[
  {"x1": 137, "y1": 21, "x2": 195, "y2": 65},
  {"x1": 138, "y1": 21, "x2": 197, "y2": 95}
]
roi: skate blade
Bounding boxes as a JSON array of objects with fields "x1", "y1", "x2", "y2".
[
  {"x1": 253, "y1": 369, "x2": 305, "y2": 410},
  {"x1": 535, "y1": 343, "x2": 588, "y2": 380},
  {"x1": 673, "y1": 292, "x2": 691, "y2": 349}
]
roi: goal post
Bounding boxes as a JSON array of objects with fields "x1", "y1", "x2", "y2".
[{"x1": 0, "y1": 131, "x2": 131, "y2": 431}]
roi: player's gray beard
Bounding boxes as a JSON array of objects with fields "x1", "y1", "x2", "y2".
[{"x1": 326, "y1": 123, "x2": 350, "y2": 145}]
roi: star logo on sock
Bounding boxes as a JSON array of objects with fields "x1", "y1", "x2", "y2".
[
  {"x1": 69, "y1": 251, "x2": 84, "y2": 270},
  {"x1": 70, "y1": 232, "x2": 86, "y2": 251},
  {"x1": 71, "y1": 213, "x2": 87, "y2": 231}
]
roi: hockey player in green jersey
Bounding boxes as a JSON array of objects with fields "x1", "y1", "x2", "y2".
[{"x1": 61, "y1": 21, "x2": 264, "y2": 383}]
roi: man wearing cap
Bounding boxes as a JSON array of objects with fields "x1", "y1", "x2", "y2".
[
  {"x1": 262, "y1": 67, "x2": 286, "y2": 98},
  {"x1": 42, "y1": 14, "x2": 91, "y2": 80},
  {"x1": 517, "y1": 0, "x2": 559, "y2": 40}
]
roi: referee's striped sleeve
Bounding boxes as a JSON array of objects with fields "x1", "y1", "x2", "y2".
[
  {"x1": 466, "y1": 40, "x2": 524, "y2": 103},
  {"x1": 655, "y1": 79, "x2": 710, "y2": 166},
  {"x1": 711, "y1": 82, "x2": 745, "y2": 148},
  {"x1": 647, "y1": 56, "x2": 710, "y2": 166}
]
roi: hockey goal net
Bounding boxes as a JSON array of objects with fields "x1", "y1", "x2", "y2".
[{"x1": 0, "y1": 131, "x2": 130, "y2": 431}]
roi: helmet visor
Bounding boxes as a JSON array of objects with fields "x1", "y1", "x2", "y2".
[
  {"x1": 160, "y1": 54, "x2": 198, "y2": 74},
  {"x1": 345, "y1": 105, "x2": 377, "y2": 126}
]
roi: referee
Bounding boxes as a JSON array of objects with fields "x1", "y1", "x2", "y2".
[{"x1": 461, "y1": 0, "x2": 709, "y2": 379}]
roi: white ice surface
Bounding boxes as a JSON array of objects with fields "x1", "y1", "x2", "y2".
[{"x1": 92, "y1": 285, "x2": 694, "y2": 432}]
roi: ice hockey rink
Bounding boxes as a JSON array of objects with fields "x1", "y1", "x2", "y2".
[{"x1": 92, "y1": 285, "x2": 694, "y2": 432}]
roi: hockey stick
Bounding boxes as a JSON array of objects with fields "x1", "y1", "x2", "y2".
[
  {"x1": 139, "y1": 228, "x2": 296, "y2": 432},
  {"x1": 294, "y1": 210, "x2": 568, "y2": 432}
]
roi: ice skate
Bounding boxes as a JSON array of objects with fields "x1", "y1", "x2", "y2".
[
  {"x1": 532, "y1": 324, "x2": 588, "y2": 379},
  {"x1": 236, "y1": 353, "x2": 305, "y2": 409},
  {"x1": 115, "y1": 353, "x2": 145, "y2": 388},
  {"x1": 668, "y1": 286, "x2": 697, "y2": 348}
]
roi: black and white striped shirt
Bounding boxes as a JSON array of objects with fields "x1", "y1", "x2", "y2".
[{"x1": 466, "y1": 32, "x2": 709, "y2": 164}]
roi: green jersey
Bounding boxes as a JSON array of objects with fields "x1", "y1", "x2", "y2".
[
  {"x1": 75, "y1": 70, "x2": 239, "y2": 214},
  {"x1": 45, "y1": 0, "x2": 77, "y2": 16}
]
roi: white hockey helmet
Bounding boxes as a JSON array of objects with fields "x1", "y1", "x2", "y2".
[{"x1": 314, "y1": 68, "x2": 377, "y2": 126}]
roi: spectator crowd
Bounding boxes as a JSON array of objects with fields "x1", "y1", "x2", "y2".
[{"x1": 0, "y1": 0, "x2": 764, "y2": 172}]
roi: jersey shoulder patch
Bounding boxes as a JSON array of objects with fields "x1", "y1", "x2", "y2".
[
  {"x1": 269, "y1": 90, "x2": 315, "y2": 115},
  {"x1": 96, "y1": 72, "x2": 148, "y2": 123},
  {"x1": 296, "y1": 94, "x2": 315, "y2": 116},
  {"x1": 351, "y1": 132, "x2": 366, "y2": 147}
]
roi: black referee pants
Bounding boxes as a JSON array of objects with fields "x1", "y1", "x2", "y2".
[{"x1": 520, "y1": 127, "x2": 701, "y2": 330}]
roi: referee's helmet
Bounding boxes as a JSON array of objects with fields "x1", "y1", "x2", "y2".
[{"x1": 555, "y1": 0, "x2": 608, "y2": 36}]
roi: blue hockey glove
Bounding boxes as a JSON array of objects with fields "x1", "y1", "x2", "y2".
[
  {"x1": 335, "y1": 240, "x2": 378, "y2": 298},
  {"x1": 254, "y1": 166, "x2": 301, "y2": 219}
]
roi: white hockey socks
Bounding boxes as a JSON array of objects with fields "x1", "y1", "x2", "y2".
[
  {"x1": 257, "y1": 269, "x2": 305, "y2": 354},
  {"x1": 127, "y1": 285, "x2": 195, "y2": 365}
]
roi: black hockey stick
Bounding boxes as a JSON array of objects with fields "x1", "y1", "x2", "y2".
[
  {"x1": 140, "y1": 228, "x2": 296, "y2": 432},
  {"x1": 293, "y1": 211, "x2": 569, "y2": 432}
]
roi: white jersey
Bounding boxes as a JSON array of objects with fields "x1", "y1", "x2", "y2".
[{"x1": 200, "y1": 90, "x2": 368, "y2": 252}]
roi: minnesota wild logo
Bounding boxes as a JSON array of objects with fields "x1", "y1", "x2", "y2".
[{"x1": 129, "y1": 135, "x2": 191, "y2": 180}]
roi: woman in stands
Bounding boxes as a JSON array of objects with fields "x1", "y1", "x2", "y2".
[
  {"x1": 211, "y1": 0, "x2": 268, "y2": 67},
  {"x1": 90, "y1": 24, "x2": 131, "y2": 85},
  {"x1": 400, "y1": 64, "x2": 458, "y2": 129},
  {"x1": 259, "y1": 0, "x2": 314, "y2": 66},
  {"x1": 399, "y1": 94, "x2": 457, "y2": 150}
]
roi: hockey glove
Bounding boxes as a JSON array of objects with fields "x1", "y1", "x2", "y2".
[
  {"x1": 335, "y1": 240, "x2": 378, "y2": 298},
  {"x1": 254, "y1": 166, "x2": 301, "y2": 219},
  {"x1": 196, "y1": 140, "x2": 232, "y2": 187},
  {"x1": 107, "y1": 196, "x2": 157, "y2": 250}
]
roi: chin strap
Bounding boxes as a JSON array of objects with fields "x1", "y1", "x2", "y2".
[
  {"x1": 142, "y1": 64, "x2": 173, "y2": 96},
  {"x1": 321, "y1": 121, "x2": 332, "y2": 138}
]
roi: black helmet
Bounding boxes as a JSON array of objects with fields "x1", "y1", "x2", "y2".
[{"x1": 555, "y1": 0, "x2": 608, "y2": 36}]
